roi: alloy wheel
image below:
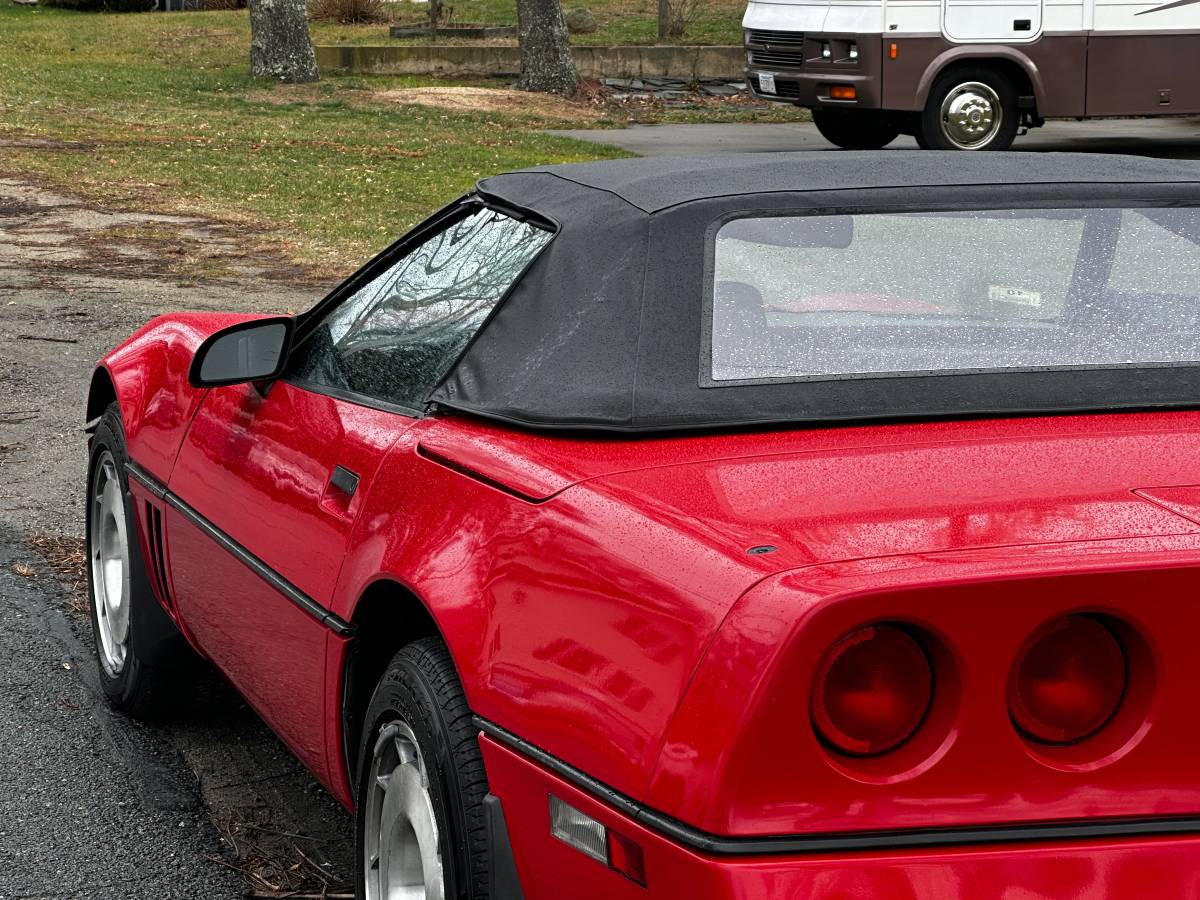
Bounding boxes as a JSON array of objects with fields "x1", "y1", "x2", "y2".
[
  {"x1": 362, "y1": 719, "x2": 446, "y2": 900},
  {"x1": 90, "y1": 450, "x2": 131, "y2": 677}
]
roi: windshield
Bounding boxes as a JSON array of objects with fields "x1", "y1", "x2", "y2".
[{"x1": 708, "y1": 208, "x2": 1200, "y2": 384}]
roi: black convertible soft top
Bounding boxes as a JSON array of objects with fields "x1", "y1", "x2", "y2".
[{"x1": 429, "y1": 152, "x2": 1200, "y2": 432}]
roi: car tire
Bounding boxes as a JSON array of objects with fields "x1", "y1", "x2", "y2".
[
  {"x1": 86, "y1": 402, "x2": 195, "y2": 718},
  {"x1": 917, "y1": 67, "x2": 1019, "y2": 151},
  {"x1": 812, "y1": 108, "x2": 902, "y2": 150},
  {"x1": 356, "y1": 637, "x2": 490, "y2": 900}
]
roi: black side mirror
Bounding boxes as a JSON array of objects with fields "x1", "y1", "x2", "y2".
[{"x1": 188, "y1": 317, "x2": 294, "y2": 388}]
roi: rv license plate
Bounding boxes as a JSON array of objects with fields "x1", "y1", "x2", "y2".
[{"x1": 758, "y1": 73, "x2": 776, "y2": 94}]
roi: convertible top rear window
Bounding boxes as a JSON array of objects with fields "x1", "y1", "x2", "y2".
[{"x1": 709, "y1": 208, "x2": 1200, "y2": 384}]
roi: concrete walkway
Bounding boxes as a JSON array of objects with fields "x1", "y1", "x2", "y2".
[{"x1": 552, "y1": 116, "x2": 1200, "y2": 159}]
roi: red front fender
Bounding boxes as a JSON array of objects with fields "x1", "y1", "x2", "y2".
[{"x1": 90, "y1": 312, "x2": 270, "y2": 482}]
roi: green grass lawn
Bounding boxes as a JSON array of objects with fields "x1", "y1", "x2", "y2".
[
  {"x1": 0, "y1": 6, "x2": 633, "y2": 269},
  {"x1": 313, "y1": 0, "x2": 747, "y2": 46}
]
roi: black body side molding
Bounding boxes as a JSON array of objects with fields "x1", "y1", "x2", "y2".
[
  {"x1": 476, "y1": 716, "x2": 1200, "y2": 857},
  {"x1": 124, "y1": 459, "x2": 355, "y2": 637}
]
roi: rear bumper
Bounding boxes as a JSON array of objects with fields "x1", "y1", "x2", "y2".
[{"x1": 481, "y1": 732, "x2": 1200, "y2": 900}]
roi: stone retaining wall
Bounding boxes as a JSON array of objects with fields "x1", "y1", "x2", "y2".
[{"x1": 314, "y1": 44, "x2": 745, "y2": 80}]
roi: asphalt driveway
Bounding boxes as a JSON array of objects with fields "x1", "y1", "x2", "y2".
[
  {"x1": 0, "y1": 526, "x2": 243, "y2": 900},
  {"x1": 553, "y1": 116, "x2": 1200, "y2": 159}
]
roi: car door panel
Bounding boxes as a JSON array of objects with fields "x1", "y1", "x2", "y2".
[
  {"x1": 167, "y1": 380, "x2": 410, "y2": 782},
  {"x1": 170, "y1": 382, "x2": 404, "y2": 600},
  {"x1": 165, "y1": 508, "x2": 334, "y2": 779},
  {"x1": 161, "y1": 203, "x2": 550, "y2": 788}
]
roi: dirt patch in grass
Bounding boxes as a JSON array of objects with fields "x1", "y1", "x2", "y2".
[
  {"x1": 0, "y1": 174, "x2": 325, "y2": 287},
  {"x1": 374, "y1": 82, "x2": 806, "y2": 127},
  {"x1": 77, "y1": 221, "x2": 316, "y2": 285},
  {"x1": 0, "y1": 196, "x2": 49, "y2": 219},
  {"x1": 0, "y1": 137, "x2": 94, "y2": 152},
  {"x1": 378, "y1": 85, "x2": 607, "y2": 123}
]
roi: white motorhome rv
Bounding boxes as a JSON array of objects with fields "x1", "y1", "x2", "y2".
[{"x1": 743, "y1": 0, "x2": 1200, "y2": 149}]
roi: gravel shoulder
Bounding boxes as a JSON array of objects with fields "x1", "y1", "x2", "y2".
[
  {"x1": 0, "y1": 177, "x2": 355, "y2": 896},
  {"x1": 0, "y1": 176, "x2": 308, "y2": 535}
]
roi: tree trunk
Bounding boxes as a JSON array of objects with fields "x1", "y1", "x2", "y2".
[
  {"x1": 429, "y1": 0, "x2": 442, "y2": 37},
  {"x1": 249, "y1": 0, "x2": 320, "y2": 84},
  {"x1": 516, "y1": 0, "x2": 578, "y2": 95}
]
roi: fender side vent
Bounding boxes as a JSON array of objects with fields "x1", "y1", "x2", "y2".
[{"x1": 143, "y1": 500, "x2": 172, "y2": 606}]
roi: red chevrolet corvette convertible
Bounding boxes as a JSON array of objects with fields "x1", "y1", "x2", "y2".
[{"x1": 86, "y1": 153, "x2": 1200, "y2": 898}]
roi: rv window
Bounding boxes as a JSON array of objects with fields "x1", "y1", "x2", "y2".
[{"x1": 708, "y1": 208, "x2": 1200, "y2": 384}]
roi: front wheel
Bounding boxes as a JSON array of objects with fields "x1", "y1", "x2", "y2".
[
  {"x1": 917, "y1": 68, "x2": 1019, "y2": 151},
  {"x1": 356, "y1": 638, "x2": 490, "y2": 900},
  {"x1": 812, "y1": 108, "x2": 902, "y2": 150},
  {"x1": 86, "y1": 403, "x2": 196, "y2": 718}
]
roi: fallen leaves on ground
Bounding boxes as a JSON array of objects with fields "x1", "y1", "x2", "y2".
[
  {"x1": 213, "y1": 815, "x2": 353, "y2": 898},
  {"x1": 26, "y1": 533, "x2": 88, "y2": 618}
]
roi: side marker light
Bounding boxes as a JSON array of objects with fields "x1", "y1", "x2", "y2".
[{"x1": 550, "y1": 795, "x2": 648, "y2": 887}]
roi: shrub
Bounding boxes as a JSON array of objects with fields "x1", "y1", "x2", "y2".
[
  {"x1": 308, "y1": 0, "x2": 387, "y2": 24},
  {"x1": 665, "y1": 0, "x2": 704, "y2": 37},
  {"x1": 564, "y1": 7, "x2": 598, "y2": 34}
]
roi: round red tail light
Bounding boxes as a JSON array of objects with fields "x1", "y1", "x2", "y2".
[
  {"x1": 1009, "y1": 615, "x2": 1126, "y2": 745},
  {"x1": 811, "y1": 624, "x2": 933, "y2": 756}
]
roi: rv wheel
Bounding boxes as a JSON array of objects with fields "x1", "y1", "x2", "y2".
[
  {"x1": 917, "y1": 68, "x2": 1018, "y2": 151},
  {"x1": 812, "y1": 109, "x2": 901, "y2": 150}
]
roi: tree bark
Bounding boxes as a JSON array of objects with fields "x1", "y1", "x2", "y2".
[
  {"x1": 249, "y1": 0, "x2": 320, "y2": 84},
  {"x1": 516, "y1": 0, "x2": 578, "y2": 95}
]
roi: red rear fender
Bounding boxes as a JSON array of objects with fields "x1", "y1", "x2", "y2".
[{"x1": 331, "y1": 421, "x2": 770, "y2": 802}]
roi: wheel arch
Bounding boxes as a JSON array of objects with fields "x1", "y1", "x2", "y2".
[
  {"x1": 339, "y1": 576, "x2": 447, "y2": 802},
  {"x1": 86, "y1": 365, "x2": 119, "y2": 429},
  {"x1": 915, "y1": 49, "x2": 1042, "y2": 114}
]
